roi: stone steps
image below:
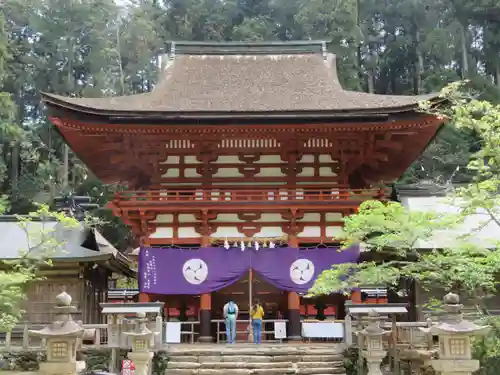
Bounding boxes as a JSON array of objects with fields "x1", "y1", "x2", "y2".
[
  {"x1": 296, "y1": 362, "x2": 343, "y2": 368},
  {"x1": 168, "y1": 362, "x2": 294, "y2": 369},
  {"x1": 166, "y1": 370, "x2": 346, "y2": 375},
  {"x1": 169, "y1": 355, "x2": 344, "y2": 363},
  {"x1": 165, "y1": 344, "x2": 346, "y2": 375},
  {"x1": 166, "y1": 370, "x2": 298, "y2": 375}
]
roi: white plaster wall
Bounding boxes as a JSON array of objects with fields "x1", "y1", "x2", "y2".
[
  {"x1": 184, "y1": 168, "x2": 202, "y2": 177},
  {"x1": 178, "y1": 227, "x2": 201, "y2": 238},
  {"x1": 297, "y1": 167, "x2": 314, "y2": 177},
  {"x1": 326, "y1": 226, "x2": 344, "y2": 237},
  {"x1": 254, "y1": 227, "x2": 284, "y2": 237},
  {"x1": 211, "y1": 227, "x2": 245, "y2": 238},
  {"x1": 319, "y1": 154, "x2": 335, "y2": 163},
  {"x1": 216, "y1": 181, "x2": 286, "y2": 186},
  {"x1": 212, "y1": 214, "x2": 245, "y2": 223},
  {"x1": 212, "y1": 168, "x2": 244, "y2": 178},
  {"x1": 255, "y1": 167, "x2": 286, "y2": 177},
  {"x1": 326, "y1": 213, "x2": 343, "y2": 221},
  {"x1": 150, "y1": 227, "x2": 174, "y2": 238},
  {"x1": 299, "y1": 154, "x2": 315, "y2": 163},
  {"x1": 210, "y1": 213, "x2": 286, "y2": 223},
  {"x1": 163, "y1": 168, "x2": 180, "y2": 178},
  {"x1": 178, "y1": 214, "x2": 198, "y2": 223},
  {"x1": 211, "y1": 226, "x2": 285, "y2": 238},
  {"x1": 298, "y1": 213, "x2": 321, "y2": 222},
  {"x1": 214, "y1": 156, "x2": 242, "y2": 164},
  {"x1": 255, "y1": 213, "x2": 286, "y2": 222},
  {"x1": 319, "y1": 167, "x2": 337, "y2": 177},
  {"x1": 161, "y1": 182, "x2": 201, "y2": 186},
  {"x1": 298, "y1": 226, "x2": 321, "y2": 237},
  {"x1": 184, "y1": 156, "x2": 201, "y2": 164},
  {"x1": 150, "y1": 224, "x2": 343, "y2": 240},
  {"x1": 162, "y1": 155, "x2": 181, "y2": 164},
  {"x1": 256, "y1": 155, "x2": 284, "y2": 164},
  {"x1": 154, "y1": 214, "x2": 173, "y2": 223}
]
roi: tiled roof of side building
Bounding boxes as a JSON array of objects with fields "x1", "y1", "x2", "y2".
[
  {"x1": 41, "y1": 41, "x2": 438, "y2": 118},
  {"x1": 399, "y1": 186, "x2": 500, "y2": 249},
  {"x1": 0, "y1": 216, "x2": 136, "y2": 278}
]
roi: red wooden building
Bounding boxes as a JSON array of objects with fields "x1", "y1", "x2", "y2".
[{"x1": 42, "y1": 41, "x2": 443, "y2": 342}]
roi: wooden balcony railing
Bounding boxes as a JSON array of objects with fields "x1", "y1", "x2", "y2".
[{"x1": 114, "y1": 187, "x2": 385, "y2": 205}]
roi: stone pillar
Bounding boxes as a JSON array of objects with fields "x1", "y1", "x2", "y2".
[
  {"x1": 358, "y1": 310, "x2": 390, "y2": 375},
  {"x1": 128, "y1": 351, "x2": 154, "y2": 375},
  {"x1": 199, "y1": 293, "x2": 213, "y2": 342},
  {"x1": 287, "y1": 291, "x2": 302, "y2": 341},
  {"x1": 124, "y1": 312, "x2": 156, "y2": 375}
]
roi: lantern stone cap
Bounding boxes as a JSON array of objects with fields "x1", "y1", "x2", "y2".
[
  {"x1": 359, "y1": 309, "x2": 391, "y2": 337},
  {"x1": 420, "y1": 292, "x2": 490, "y2": 336},
  {"x1": 55, "y1": 291, "x2": 72, "y2": 306},
  {"x1": 29, "y1": 292, "x2": 84, "y2": 338},
  {"x1": 443, "y1": 292, "x2": 459, "y2": 304},
  {"x1": 54, "y1": 291, "x2": 78, "y2": 314},
  {"x1": 124, "y1": 312, "x2": 153, "y2": 338},
  {"x1": 29, "y1": 320, "x2": 84, "y2": 338}
]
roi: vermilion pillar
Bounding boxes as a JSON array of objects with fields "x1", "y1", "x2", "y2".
[
  {"x1": 138, "y1": 292, "x2": 150, "y2": 302},
  {"x1": 287, "y1": 230, "x2": 302, "y2": 341},
  {"x1": 199, "y1": 293, "x2": 212, "y2": 342},
  {"x1": 287, "y1": 292, "x2": 302, "y2": 341},
  {"x1": 351, "y1": 290, "x2": 362, "y2": 303},
  {"x1": 199, "y1": 233, "x2": 213, "y2": 342}
]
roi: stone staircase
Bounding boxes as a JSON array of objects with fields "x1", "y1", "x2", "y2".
[{"x1": 165, "y1": 344, "x2": 346, "y2": 375}]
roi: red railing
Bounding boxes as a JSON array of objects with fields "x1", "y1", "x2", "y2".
[{"x1": 114, "y1": 187, "x2": 385, "y2": 204}]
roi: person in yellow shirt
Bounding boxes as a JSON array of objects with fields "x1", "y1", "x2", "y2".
[{"x1": 251, "y1": 300, "x2": 265, "y2": 344}]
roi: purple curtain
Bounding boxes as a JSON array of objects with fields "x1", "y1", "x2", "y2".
[
  {"x1": 251, "y1": 246, "x2": 360, "y2": 294},
  {"x1": 139, "y1": 247, "x2": 249, "y2": 295},
  {"x1": 139, "y1": 246, "x2": 359, "y2": 295}
]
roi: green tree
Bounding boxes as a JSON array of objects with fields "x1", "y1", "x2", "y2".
[
  {"x1": 310, "y1": 82, "x2": 500, "y2": 305},
  {"x1": 0, "y1": 199, "x2": 79, "y2": 330},
  {"x1": 2, "y1": 0, "x2": 500, "y2": 252}
]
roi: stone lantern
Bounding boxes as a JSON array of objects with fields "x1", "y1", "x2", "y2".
[
  {"x1": 29, "y1": 291, "x2": 84, "y2": 375},
  {"x1": 358, "y1": 309, "x2": 391, "y2": 375},
  {"x1": 422, "y1": 292, "x2": 490, "y2": 375},
  {"x1": 123, "y1": 312, "x2": 156, "y2": 375}
]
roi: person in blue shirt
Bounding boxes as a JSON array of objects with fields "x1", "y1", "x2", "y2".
[{"x1": 223, "y1": 300, "x2": 239, "y2": 344}]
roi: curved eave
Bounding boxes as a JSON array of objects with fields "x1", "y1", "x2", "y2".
[{"x1": 41, "y1": 92, "x2": 444, "y2": 121}]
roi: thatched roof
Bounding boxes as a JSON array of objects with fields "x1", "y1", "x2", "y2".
[{"x1": 41, "y1": 41, "x2": 436, "y2": 119}]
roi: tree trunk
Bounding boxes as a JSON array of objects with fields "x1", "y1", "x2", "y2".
[
  {"x1": 356, "y1": 0, "x2": 364, "y2": 90},
  {"x1": 10, "y1": 90, "x2": 25, "y2": 199},
  {"x1": 11, "y1": 143, "x2": 19, "y2": 198},
  {"x1": 63, "y1": 144, "x2": 69, "y2": 189},
  {"x1": 116, "y1": 22, "x2": 125, "y2": 95},
  {"x1": 413, "y1": 24, "x2": 423, "y2": 94},
  {"x1": 460, "y1": 22, "x2": 469, "y2": 78},
  {"x1": 494, "y1": 60, "x2": 500, "y2": 88},
  {"x1": 367, "y1": 69, "x2": 375, "y2": 93}
]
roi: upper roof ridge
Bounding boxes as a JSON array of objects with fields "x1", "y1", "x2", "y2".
[{"x1": 167, "y1": 40, "x2": 328, "y2": 56}]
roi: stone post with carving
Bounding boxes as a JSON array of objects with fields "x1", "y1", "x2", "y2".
[
  {"x1": 422, "y1": 292, "x2": 490, "y2": 375},
  {"x1": 358, "y1": 310, "x2": 391, "y2": 375},
  {"x1": 124, "y1": 312, "x2": 156, "y2": 375},
  {"x1": 29, "y1": 292, "x2": 84, "y2": 375}
]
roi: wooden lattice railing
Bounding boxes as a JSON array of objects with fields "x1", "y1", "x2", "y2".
[{"x1": 114, "y1": 187, "x2": 386, "y2": 204}]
